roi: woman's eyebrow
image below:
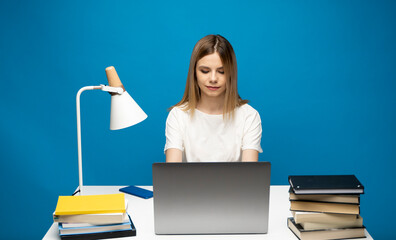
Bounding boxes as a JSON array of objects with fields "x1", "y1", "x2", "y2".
[
  {"x1": 197, "y1": 65, "x2": 223, "y2": 70},
  {"x1": 198, "y1": 66, "x2": 210, "y2": 69}
]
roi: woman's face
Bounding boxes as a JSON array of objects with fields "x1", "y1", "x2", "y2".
[{"x1": 195, "y1": 52, "x2": 226, "y2": 99}]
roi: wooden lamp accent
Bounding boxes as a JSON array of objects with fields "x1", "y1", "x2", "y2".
[{"x1": 105, "y1": 66, "x2": 125, "y2": 90}]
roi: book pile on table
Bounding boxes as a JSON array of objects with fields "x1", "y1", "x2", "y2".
[
  {"x1": 53, "y1": 193, "x2": 136, "y2": 240},
  {"x1": 287, "y1": 175, "x2": 366, "y2": 240}
]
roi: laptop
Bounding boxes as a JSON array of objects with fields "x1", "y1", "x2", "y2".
[{"x1": 152, "y1": 162, "x2": 271, "y2": 234}]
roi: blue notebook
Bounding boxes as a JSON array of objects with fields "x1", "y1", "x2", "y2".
[{"x1": 119, "y1": 186, "x2": 153, "y2": 199}]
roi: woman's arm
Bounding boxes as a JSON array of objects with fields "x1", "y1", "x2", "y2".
[
  {"x1": 242, "y1": 149, "x2": 259, "y2": 162},
  {"x1": 241, "y1": 107, "x2": 262, "y2": 162},
  {"x1": 166, "y1": 148, "x2": 183, "y2": 162}
]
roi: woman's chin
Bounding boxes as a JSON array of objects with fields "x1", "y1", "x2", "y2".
[{"x1": 202, "y1": 91, "x2": 225, "y2": 98}]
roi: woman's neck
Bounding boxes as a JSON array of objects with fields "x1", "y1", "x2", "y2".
[{"x1": 196, "y1": 95, "x2": 224, "y2": 115}]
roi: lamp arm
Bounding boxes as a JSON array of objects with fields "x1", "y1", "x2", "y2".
[{"x1": 76, "y1": 86, "x2": 102, "y2": 195}]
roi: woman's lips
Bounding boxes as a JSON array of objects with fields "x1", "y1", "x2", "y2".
[{"x1": 206, "y1": 86, "x2": 220, "y2": 91}]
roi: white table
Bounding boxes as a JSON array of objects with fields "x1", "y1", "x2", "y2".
[{"x1": 43, "y1": 186, "x2": 373, "y2": 239}]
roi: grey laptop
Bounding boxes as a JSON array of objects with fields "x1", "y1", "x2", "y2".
[{"x1": 152, "y1": 162, "x2": 271, "y2": 234}]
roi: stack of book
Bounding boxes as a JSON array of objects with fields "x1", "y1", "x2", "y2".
[
  {"x1": 53, "y1": 193, "x2": 136, "y2": 240},
  {"x1": 287, "y1": 175, "x2": 366, "y2": 240}
]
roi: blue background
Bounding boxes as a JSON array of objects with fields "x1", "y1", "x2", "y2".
[{"x1": 0, "y1": 0, "x2": 395, "y2": 239}]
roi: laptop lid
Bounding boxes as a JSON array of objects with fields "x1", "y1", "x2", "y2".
[{"x1": 152, "y1": 162, "x2": 271, "y2": 234}]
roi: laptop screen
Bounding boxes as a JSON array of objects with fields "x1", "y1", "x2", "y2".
[{"x1": 152, "y1": 162, "x2": 271, "y2": 234}]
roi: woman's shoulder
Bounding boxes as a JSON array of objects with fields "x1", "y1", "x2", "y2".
[
  {"x1": 235, "y1": 104, "x2": 261, "y2": 127},
  {"x1": 237, "y1": 103, "x2": 260, "y2": 116},
  {"x1": 168, "y1": 104, "x2": 190, "y2": 118}
]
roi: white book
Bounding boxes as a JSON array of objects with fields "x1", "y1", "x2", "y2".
[
  {"x1": 59, "y1": 214, "x2": 132, "y2": 235},
  {"x1": 61, "y1": 214, "x2": 130, "y2": 228}
]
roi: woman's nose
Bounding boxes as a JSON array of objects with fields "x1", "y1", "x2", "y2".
[{"x1": 209, "y1": 71, "x2": 218, "y2": 83}]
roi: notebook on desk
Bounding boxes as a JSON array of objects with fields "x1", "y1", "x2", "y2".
[{"x1": 152, "y1": 162, "x2": 271, "y2": 234}]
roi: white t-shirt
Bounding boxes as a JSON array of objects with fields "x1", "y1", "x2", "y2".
[{"x1": 164, "y1": 104, "x2": 263, "y2": 162}]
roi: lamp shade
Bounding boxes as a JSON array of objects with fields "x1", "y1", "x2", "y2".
[{"x1": 110, "y1": 90, "x2": 147, "y2": 130}]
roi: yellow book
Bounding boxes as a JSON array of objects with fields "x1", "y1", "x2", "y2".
[{"x1": 54, "y1": 193, "x2": 126, "y2": 215}]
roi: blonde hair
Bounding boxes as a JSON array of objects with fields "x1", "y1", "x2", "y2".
[{"x1": 171, "y1": 34, "x2": 248, "y2": 119}]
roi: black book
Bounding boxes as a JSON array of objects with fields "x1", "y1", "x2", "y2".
[
  {"x1": 289, "y1": 187, "x2": 360, "y2": 204},
  {"x1": 288, "y1": 175, "x2": 364, "y2": 195},
  {"x1": 60, "y1": 229, "x2": 136, "y2": 240}
]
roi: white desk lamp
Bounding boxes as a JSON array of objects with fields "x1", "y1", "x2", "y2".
[{"x1": 75, "y1": 66, "x2": 147, "y2": 195}]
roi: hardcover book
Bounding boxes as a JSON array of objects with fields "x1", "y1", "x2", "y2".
[
  {"x1": 61, "y1": 214, "x2": 130, "y2": 228},
  {"x1": 59, "y1": 214, "x2": 136, "y2": 240},
  {"x1": 300, "y1": 215, "x2": 363, "y2": 230},
  {"x1": 289, "y1": 188, "x2": 360, "y2": 204},
  {"x1": 54, "y1": 193, "x2": 126, "y2": 215},
  {"x1": 287, "y1": 217, "x2": 366, "y2": 240},
  {"x1": 288, "y1": 175, "x2": 364, "y2": 195},
  {"x1": 53, "y1": 212, "x2": 126, "y2": 224},
  {"x1": 290, "y1": 200, "x2": 360, "y2": 215},
  {"x1": 292, "y1": 211, "x2": 359, "y2": 224},
  {"x1": 59, "y1": 216, "x2": 131, "y2": 235},
  {"x1": 60, "y1": 228, "x2": 136, "y2": 240}
]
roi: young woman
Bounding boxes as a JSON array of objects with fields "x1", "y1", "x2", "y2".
[{"x1": 165, "y1": 34, "x2": 262, "y2": 162}]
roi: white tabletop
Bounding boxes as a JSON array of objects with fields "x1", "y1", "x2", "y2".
[{"x1": 43, "y1": 185, "x2": 373, "y2": 240}]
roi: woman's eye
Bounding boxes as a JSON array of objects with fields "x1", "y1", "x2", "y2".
[
  {"x1": 218, "y1": 70, "x2": 224, "y2": 74},
  {"x1": 201, "y1": 70, "x2": 209, "y2": 74}
]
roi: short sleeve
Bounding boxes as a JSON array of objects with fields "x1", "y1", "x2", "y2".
[
  {"x1": 164, "y1": 108, "x2": 184, "y2": 153},
  {"x1": 242, "y1": 108, "x2": 263, "y2": 153}
]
